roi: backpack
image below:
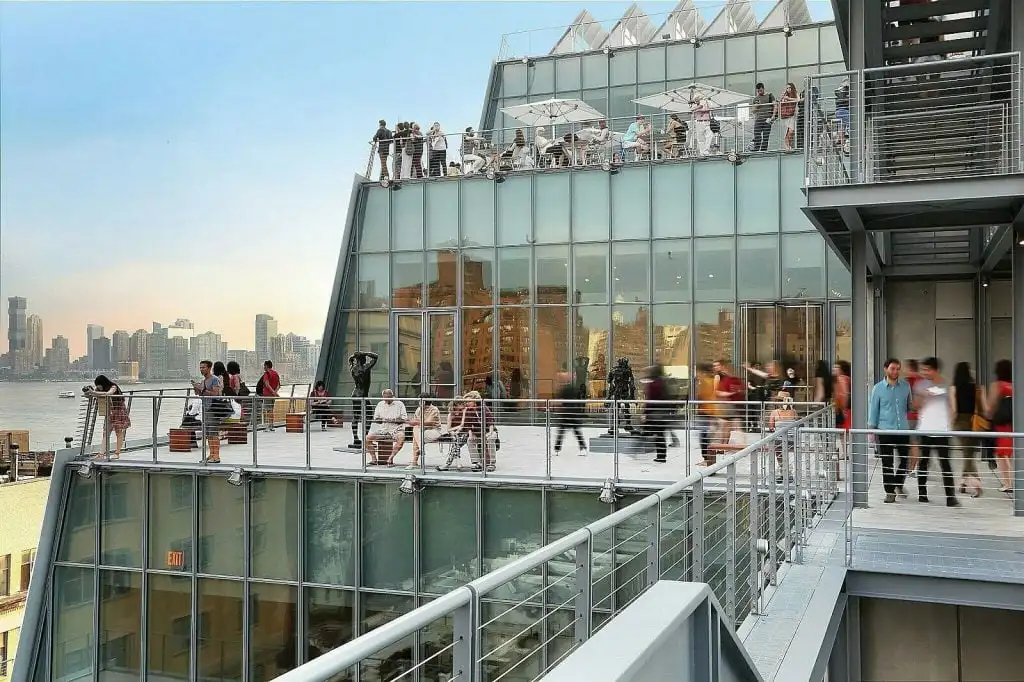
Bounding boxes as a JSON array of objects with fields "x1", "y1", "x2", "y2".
[
  {"x1": 237, "y1": 382, "x2": 251, "y2": 397},
  {"x1": 992, "y1": 391, "x2": 1013, "y2": 427}
]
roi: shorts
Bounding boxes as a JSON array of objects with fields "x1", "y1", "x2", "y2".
[
  {"x1": 835, "y1": 107, "x2": 850, "y2": 130},
  {"x1": 784, "y1": 116, "x2": 795, "y2": 132}
]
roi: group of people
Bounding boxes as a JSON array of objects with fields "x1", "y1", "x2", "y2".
[
  {"x1": 373, "y1": 120, "x2": 451, "y2": 181},
  {"x1": 868, "y1": 358, "x2": 1015, "y2": 507}
]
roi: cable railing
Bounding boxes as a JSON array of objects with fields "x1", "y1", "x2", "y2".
[
  {"x1": 804, "y1": 52, "x2": 1022, "y2": 187},
  {"x1": 365, "y1": 105, "x2": 808, "y2": 185},
  {"x1": 271, "y1": 405, "x2": 834, "y2": 682}
]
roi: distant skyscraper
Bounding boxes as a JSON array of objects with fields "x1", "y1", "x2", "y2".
[
  {"x1": 190, "y1": 331, "x2": 223, "y2": 368},
  {"x1": 112, "y1": 330, "x2": 131, "y2": 364},
  {"x1": 86, "y1": 324, "x2": 104, "y2": 367},
  {"x1": 8, "y1": 297, "x2": 27, "y2": 354},
  {"x1": 148, "y1": 327, "x2": 168, "y2": 378},
  {"x1": 44, "y1": 335, "x2": 71, "y2": 371},
  {"x1": 129, "y1": 329, "x2": 149, "y2": 377},
  {"x1": 26, "y1": 314, "x2": 43, "y2": 366},
  {"x1": 255, "y1": 314, "x2": 277, "y2": 362},
  {"x1": 168, "y1": 336, "x2": 190, "y2": 375},
  {"x1": 91, "y1": 336, "x2": 112, "y2": 371}
]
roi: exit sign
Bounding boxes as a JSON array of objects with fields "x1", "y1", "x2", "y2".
[{"x1": 167, "y1": 551, "x2": 185, "y2": 568}]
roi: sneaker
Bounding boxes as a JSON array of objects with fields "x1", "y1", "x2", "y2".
[
  {"x1": 578, "y1": 448, "x2": 588, "y2": 456},
  {"x1": 918, "y1": 495, "x2": 929, "y2": 503},
  {"x1": 471, "y1": 464, "x2": 482, "y2": 472},
  {"x1": 653, "y1": 457, "x2": 667, "y2": 463},
  {"x1": 486, "y1": 464, "x2": 496, "y2": 472},
  {"x1": 946, "y1": 497, "x2": 960, "y2": 507},
  {"x1": 884, "y1": 493, "x2": 896, "y2": 503},
  {"x1": 553, "y1": 448, "x2": 561, "y2": 457}
]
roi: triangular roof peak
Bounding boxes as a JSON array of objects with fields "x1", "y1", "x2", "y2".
[
  {"x1": 601, "y1": 3, "x2": 658, "y2": 48},
  {"x1": 653, "y1": 0, "x2": 707, "y2": 42},
  {"x1": 549, "y1": 9, "x2": 610, "y2": 55},
  {"x1": 759, "y1": 0, "x2": 812, "y2": 30},
  {"x1": 702, "y1": 0, "x2": 758, "y2": 37}
]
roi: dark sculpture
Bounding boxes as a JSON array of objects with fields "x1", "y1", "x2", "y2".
[
  {"x1": 348, "y1": 351, "x2": 378, "y2": 447},
  {"x1": 572, "y1": 356, "x2": 590, "y2": 400},
  {"x1": 606, "y1": 357, "x2": 637, "y2": 435}
]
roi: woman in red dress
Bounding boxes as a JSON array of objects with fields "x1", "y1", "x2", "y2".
[
  {"x1": 88, "y1": 375, "x2": 131, "y2": 459},
  {"x1": 986, "y1": 359, "x2": 1014, "y2": 493}
]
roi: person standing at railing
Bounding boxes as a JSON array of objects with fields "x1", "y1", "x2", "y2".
[
  {"x1": 779, "y1": 83, "x2": 799, "y2": 151},
  {"x1": 428, "y1": 122, "x2": 447, "y2": 177},
  {"x1": 371, "y1": 120, "x2": 393, "y2": 181},
  {"x1": 462, "y1": 127, "x2": 486, "y2": 175},
  {"x1": 690, "y1": 94, "x2": 712, "y2": 156},
  {"x1": 749, "y1": 82, "x2": 776, "y2": 153},
  {"x1": 85, "y1": 375, "x2": 130, "y2": 459},
  {"x1": 833, "y1": 78, "x2": 851, "y2": 156},
  {"x1": 914, "y1": 357, "x2": 959, "y2": 507},
  {"x1": 984, "y1": 359, "x2": 1014, "y2": 494},
  {"x1": 410, "y1": 123, "x2": 426, "y2": 179},
  {"x1": 868, "y1": 358, "x2": 913, "y2": 504},
  {"x1": 949, "y1": 362, "x2": 983, "y2": 498},
  {"x1": 257, "y1": 360, "x2": 281, "y2": 432},
  {"x1": 393, "y1": 122, "x2": 409, "y2": 180},
  {"x1": 193, "y1": 360, "x2": 224, "y2": 464}
]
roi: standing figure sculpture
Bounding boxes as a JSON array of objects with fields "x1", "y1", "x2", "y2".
[
  {"x1": 349, "y1": 351, "x2": 379, "y2": 447},
  {"x1": 572, "y1": 356, "x2": 591, "y2": 400},
  {"x1": 606, "y1": 357, "x2": 637, "y2": 435}
]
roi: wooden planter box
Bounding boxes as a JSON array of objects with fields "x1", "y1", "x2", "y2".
[
  {"x1": 169, "y1": 429, "x2": 195, "y2": 452},
  {"x1": 285, "y1": 413, "x2": 306, "y2": 433},
  {"x1": 226, "y1": 423, "x2": 248, "y2": 445}
]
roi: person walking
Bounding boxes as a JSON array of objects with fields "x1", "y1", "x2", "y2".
[
  {"x1": 552, "y1": 371, "x2": 587, "y2": 457},
  {"x1": 643, "y1": 364, "x2": 671, "y2": 463},
  {"x1": 87, "y1": 375, "x2": 131, "y2": 459},
  {"x1": 768, "y1": 391, "x2": 799, "y2": 483},
  {"x1": 949, "y1": 362, "x2": 983, "y2": 498},
  {"x1": 695, "y1": 364, "x2": 719, "y2": 466},
  {"x1": 372, "y1": 120, "x2": 393, "y2": 181},
  {"x1": 867, "y1": 358, "x2": 913, "y2": 503},
  {"x1": 985, "y1": 359, "x2": 1014, "y2": 493},
  {"x1": 428, "y1": 122, "x2": 447, "y2": 177},
  {"x1": 904, "y1": 359, "x2": 923, "y2": 477},
  {"x1": 257, "y1": 360, "x2": 281, "y2": 431},
  {"x1": 914, "y1": 357, "x2": 958, "y2": 506}
]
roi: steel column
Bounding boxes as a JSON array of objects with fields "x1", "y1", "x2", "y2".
[
  {"x1": 850, "y1": 229, "x2": 870, "y2": 508},
  {"x1": 1013, "y1": 226, "x2": 1024, "y2": 516}
]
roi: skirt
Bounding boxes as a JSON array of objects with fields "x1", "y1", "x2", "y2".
[
  {"x1": 994, "y1": 424, "x2": 1013, "y2": 459},
  {"x1": 105, "y1": 405, "x2": 131, "y2": 432}
]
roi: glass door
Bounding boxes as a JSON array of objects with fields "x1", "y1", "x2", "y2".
[
  {"x1": 425, "y1": 312, "x2": 457, "y2": 401},
  {"x1": 779, "y1": 303, "x2": 823, "y2": 399},
  {"x1": 391, "y1": 311, "x2": 459, "y2": 401},
  {"x1": 394, "y1": 313, "x2": 424, "y2": 398},
  {"x1": 831, "y1": 302, "x2": 852, "y2": 364},
  {"x1": 741, "y1": 306, "x2": 777, "y2": 369}
]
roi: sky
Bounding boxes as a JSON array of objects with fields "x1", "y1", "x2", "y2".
[{"x1": 0, "y1": 0, "x2": 832, "y2": 357}]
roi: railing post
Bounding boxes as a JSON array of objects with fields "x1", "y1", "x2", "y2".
[
  {"x1": 646, "y1": 502, "x2": 661, "y2": 585},
  {"x1": 692, "y1": 477, "x2": 704, "y2": 583},
  {"x1": 794, "y1": 434, "x2": 805, "y2": 563},
  {"x1": 151, "y1": 398, "x2": 159, "y2": 463},
  {"x1": 612, "y1": 399, "x2": 619, "y2": 480},
  {"x1": 767, "y1": 436, "x2": 778, "y2": 586},
  {"x1": 452, "y1": 596, "x2": 475, "y2": 682},
  {"x1": 573, "y1": 533, "x2": 592, "y2": 645},
  {"x1": 748, "y1": 444, "x2": 761, "y2": 616},
  {"x1": 726, "y1": 462, "x2": 736, "y2": 624},
  {"x1": 251, "y1": 396, "x2": 258, "y2": 468},
  {"x1": 305, "y1": 393, "x2": 312, "y2": 470},
  {"x1": 545, "y1": 400, "x2": 552, "y2": 480}
]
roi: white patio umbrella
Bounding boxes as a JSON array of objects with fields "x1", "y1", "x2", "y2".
[
  {"x1": 633, "y1": 83, "x2": 750, "y2": 113},
  {"x1": 500, "y1": 98, "x2": 605, "y2": 127}
]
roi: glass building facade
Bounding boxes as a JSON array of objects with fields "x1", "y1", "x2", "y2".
[{"x1": 323, "y1": 22, "x2": 852, "y2": 402}]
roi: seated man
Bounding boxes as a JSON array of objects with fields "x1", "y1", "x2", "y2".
[
  {"x1": 365, "y1": 389, "x2": 409, "y2": 461},
  {"x1": 407, "y1": 393, "x2": 442, "y2": 468}
]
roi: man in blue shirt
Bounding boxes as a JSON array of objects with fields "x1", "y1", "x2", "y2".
[{"x1": 867, "y1": 358, "x2": 914, "y2": 503}]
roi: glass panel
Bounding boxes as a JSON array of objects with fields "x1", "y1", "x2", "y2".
[
  {"x1": 653, "y1": 238, "x2": 691, "y2": 302},
  {"x1": 197, "y1": 578, "x2": 243, "y2": 682},
  {"x1": 358, "y1": 254, "x2": 389, "y2": 309},
  {"x1": 694, "y1": 303, "x2": 735, "y2": 366},
  {"x1": 574, "y1": 243, "x2": 609, "y2": 304},
  {"x1": 359, "y1": 593, "x2": 414, "y2": 679},
  {"x1": 503, "y1": 62, "x2": 528, "y2": 97},
  {"x1": 249, "y1": 582, "x2": 297, "y2": 682},
  {"x1": 737, "y1": 235, "x2": 780, "y2": 300},
  {"x1": 652, "y1": 164, "x2": 692, "y2": 238},
  {"x1": 726, "y1": 36, "x2": 755, "y2": 72},
  {"x1": 535, "y1": 307, "x2": 571, "y2": 399},
  {"x1": 608, "y1": 85, "x2": 638, "y2": 127},
  {"x1": 782, "y1": 233, "x2": 825, "y2": 299},
  {"x1": 98, "y1": 570, "x2": 141, "y2": 680},
  {"x1": 362, "y1": 482, "x2": 414, "y2": 590},
  {"x1": 306, "y1": 588, "x2": 354, "y2": 663},
  {"x1": 582, "y1": 88, "x2": 609, "y2": 126},
  {"x1": 725, "y1": 71, "x2": 756, "y2": 104},
  {"x1": 358, "y1": 188, "x2": 389, "y2": 252},
  {"x1": 497, "y1": 175, "x2": 532, "y2": 246},
  {"x1": 53, "y1": 566, "x2": 95, "y2": 681},
  {"x1": 693, "y1": 163, "x2": 734, "y2": 236},
  {"x1": 555, "y1": 56, "x2": 581, "y2": 91},
  {"x1": 581, "y1": 53, "x2": 608, "y2": 88},
  {"x1": 149, "y1": 474, "x2": 193, "y2": 572},
  {"x1": 833, "y1": 303, "x2": 852, "y2": 363},
  {"x1": 574, "y1": 306, "x2": 610, "y2": 398},
  {"x1": 609, "y1": 49, "x2": 637, "y2": 86},
  {"x1": 694, "y1": 237, "x2": 735, "y2": 301},
  {"x1": 756, "y1": 31, "x2": 787, "y2": 70},
  {"x1": 534, "y1": 174, "x2": 570, "y2": 243},
  {"x1": 820, "y1": 26, "x2": 844, "y2": 64},
  {"x1": 59, "y1": 475, "x2": 96, "y2": 564},
  {"x1": 101, "y1": 471, "x2": 142, "y2": 568},
  {"x1": 611, "y1": 167, "x2": 651, "y2": 240},
  {"x1": 778, "y1": 305, "x2": 823, "y2": 390},
  {"x1": 462, "y1": 248, "x2": 495, "y2": 307},
  {"x1": 654, "y1": 304, "x2": 692, "y2": 384},
  {"x1": 395, "y1": 313, "x2": 423, "y2": 399},
  {"x1": 572, "y1": 171, "x2": 610, "y2": 242},
  {"x1": 781, "y1": 155, "x2": 810, "y2": 231},
  {"x1": 461, "y1": 180, "x2": 495, "y2": 247},
  {"x1": 498, "y1": 308, "x2": 532, "y2": 404},
  {"x1": 637, "y1": 46, "x2": 666, "y2": 82},
  {"x1": 612, "y1": 305, "x2": 650, "y2": 371},
  {"x1": 250, "y1": 478, "x2": 298, "y2": 581},
  {"x1": 391, "y1": 183, "x2": 423, "y2": 251},
  {"x1": 666, "y1": 44, "x2": 695, "y2": 80},
  {"x1": 391, "y1": 252, "x2": 424, "y2": 309},
  {"x1": 427, "y1": 312, "x2": 457, "y2": 398},
  {"x1": 743, "y1": 307, "x2": 777, "y2": 369},
  {"x1": 499, "y1": 246, "x2": 531, "y2": 305},
  {"x1": 756, "y1": 69, "x2": 788, "y2": 110},
  {"x1": 695, "y1": 39, "x2": 724, "y2": 76},
  {"x1": 482, "y1": 489, "x2": 542, "y2": 573},
  {"x1": 547, "y1": 491, "x2": 607, "y2": 539},
  {"x1": 357, "y1": 312, "x2": 391, "y2": 396},
  {"x1": 788, "y1": 27, "x2": 819, "y2": 65},
  {"x1": 330, "y1": 312, "x2": 359, "y2": 397},
  {"x1": 462, "y1": 309, "x2": 494, "y2": 396},
  {"x1": 427, "y1": 251, "x2": 458, "y2": 307},
  {"x1": 827, "y1": 248, "x2": 850, "y2": 299},
  {"x1": 305, "y1": 481, "x2": 356, "y2": 586},
  {"x1": 421, "y1": 487, "x2": 478, "y2": 593},
  {"x1": 425, "y1": 182, "x2": 459, "y2": 249},
  {"x1": 529, "y1": 59, "x2": 555, "y2": 94},
  {"x1": 737, "y1": 156, "x2": 780, "y2": 234},
  {"x1": 536, "y1": 245, "x2": 570, "y2": 305},
  {"x1": 147, "y1": 574, "x2": 191, "y2": 680},
  {"x1": 612, "y1": 241, "x2": 649, "y2": 302}
]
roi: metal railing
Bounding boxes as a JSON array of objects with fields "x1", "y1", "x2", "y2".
[
  {"x1": 75, "y1": 393, "x2": 830, "y2": 485},
  {"x1": 273, "y1": 405, "x2": 834, "y2": 682},
  {"x1": 365, "y1": 105, "x2": 808, "y2": 183},
  {"x1": 494, "y1": 1, "x2": 835, "y2": 61},
  {"x1": 804, "y1": 52, "x2": 1022, "y2": 187}
]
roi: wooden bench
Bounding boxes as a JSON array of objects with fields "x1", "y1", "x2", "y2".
[
  {"x1": 368, "y1": 438, "x2": 397, "y2": 466},
  {"x1": 169, "y1": 429, "x2": 195, "y2": 452},
  {"x1": 285, "y1": 413, "x2": 305, "y2": 433},
  {"x1": 702, "y1": 442, "x2": 746, "y2": 466}
]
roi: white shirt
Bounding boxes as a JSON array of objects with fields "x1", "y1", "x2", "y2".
[
  {"x1": 916, "y1": 380, "x2": 951, "y2": 432},
  {"x1": 374, "y1": 400, "x2": 408, "y2": 424}
]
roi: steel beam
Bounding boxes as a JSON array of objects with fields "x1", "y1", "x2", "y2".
[
  {"x1": 881, "y1": 263, "x2": 978, "y2": 278},
  {"x1": 1013, "y1": 225, "x2": 1024, "y2": 516},
  {"x1": 839, "y1": 207, "x2": 884, "y2": 274},
  {"x1": 865, "y1": 210, "x2": 1015, "y2": 233},
  {"x1": 807, "y1": 175, "x2": 1024, "y2": 211},
  {"x1": 985, "y1": 0, "x2": 1008, "y2": 57},
  {"x1": 850, "y1": 230, "x2": 870, "y2": 508},
  {"x1": 980, "y1": 225, "x2": 1013, "y2": 274}
]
